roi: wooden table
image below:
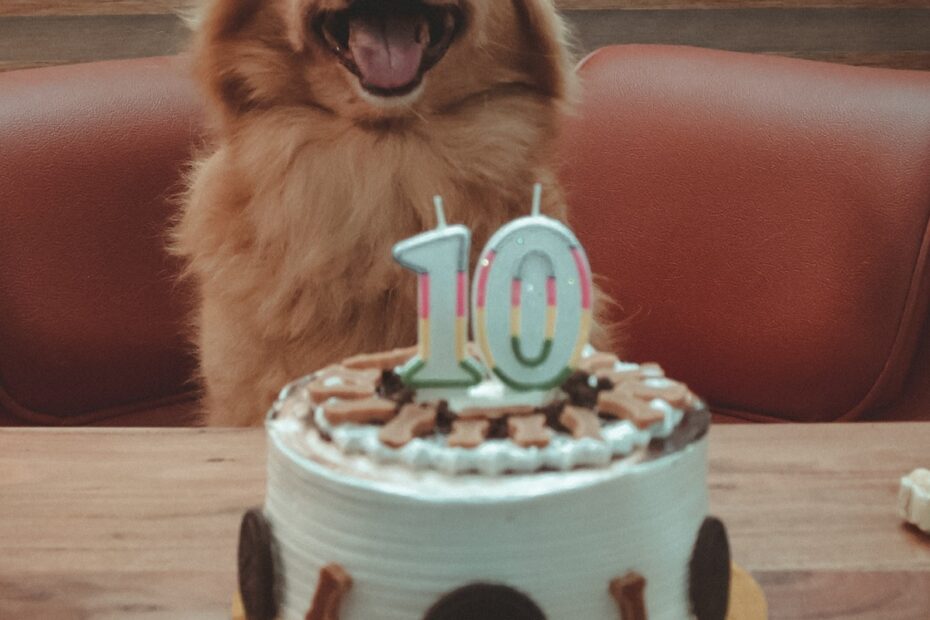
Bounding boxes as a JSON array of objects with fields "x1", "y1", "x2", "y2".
[{"x1": 1, "y1": 424, "x2": 928, "y2": 619}]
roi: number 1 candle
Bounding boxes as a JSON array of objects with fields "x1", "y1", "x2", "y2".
[{"x1": 392, "y1": 197, "x2": 484, "y2": 388}]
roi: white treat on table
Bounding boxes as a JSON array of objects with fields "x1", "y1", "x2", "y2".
[{"x1": 898, "y1": 468, "x2": 930, "y2": 532}]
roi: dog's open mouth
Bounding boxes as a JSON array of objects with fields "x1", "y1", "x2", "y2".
[{"x1": 314, "y1": 0, "x2": 463, "y2": 98}]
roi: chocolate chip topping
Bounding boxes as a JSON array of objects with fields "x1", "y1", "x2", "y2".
[
  {"x1": 377, "y1": 369, "x2": 415, "y2": 406},
  {"x1": 487, "y1": 417, "x2": 510, "y2": 440},
  {"x1": 561, "y1": 370, "x2": 599, "y2": 408},
  {"x1": 435, "y1": 400, "x2": 455, "y2": 434},
  {"x1": 536, "y1": 399, "x2": 570, "y2": 435},
  {"x1": 237, "y1": 508, "x2": 278, "y2": 620},
  {"x1": 561, "y1": 370, "x2": 613, "y2": 409},
  {"x1": 377, "y1": 369, "x2": 406, "y2": 399}
]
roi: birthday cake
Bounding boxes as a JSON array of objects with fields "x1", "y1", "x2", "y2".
[{"x1": 236, "y1": 189, "x2": 731, "y2": 620}]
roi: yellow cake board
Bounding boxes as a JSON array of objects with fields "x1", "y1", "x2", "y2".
[
  {"x1": 727, "y1": 563, "x2": 768, "y2": 620},
  {"x1": 232, "y1": 591, "x2": 245, "y2": 620},
  {"x1": 232, "y1": 562, "x2": 766, "y2": 620}
]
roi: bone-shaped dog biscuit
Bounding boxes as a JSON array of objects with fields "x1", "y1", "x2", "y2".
[
  {"x1": 305, "y1": 563, "x2": 352, "y2": 620},
  {"x1": 560, "y1": 405, "x2": 603, "y2": 440},
  {"x1": 598, "y1": 362, "x2": 665, "y2": 385},
  {"x1": 458, "y1": 405, "x2": 536, "y2": 420},
  {"x1": 309, "y1": 366, "x2": 380, "y2": 402},
  {"x1": 597, "y1": 388, "x2": 666, "y2": 430},
  {"x1": 379, "y1": 402, "x2": 438, "y2": 448},
  {"x1": 609, "y1": 572, "x2": 647, "y2": 620},
  {"x1": 628, "y1": 378, "x2": 693, "y2": 409},
  {"x1": 447, "y1": 418, "x2": 491, "y2": 448},
  {"x1": 342, "y1": 346, "x2": 418, "y2": 370},
  {"x1": 576, "y1": 352, "x2": 620, "y2": 374},
  {"x1": 507, "y1": 414, "x2": 551, "y2": 448},
  {"x1": 322, "y1": 397, "x2": 397, "y2": 425}
]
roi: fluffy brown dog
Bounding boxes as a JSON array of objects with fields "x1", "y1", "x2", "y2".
[{"x1": 175, "y1": 0, "x2": 611, "y2": 426}]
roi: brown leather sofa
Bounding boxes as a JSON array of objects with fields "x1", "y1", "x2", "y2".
[{"x1": 2, "y1": 46, "x2": 929, "y2": 426}]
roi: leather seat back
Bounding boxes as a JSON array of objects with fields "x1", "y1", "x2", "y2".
[
  {"x1": 2, "y1": 47, "x2": 929, "y2": 424},
  {"x1": 561, "y1": 45, "x2": 930, "y2": 421},
  {"x1": 0, "y1": 57, "x2": 202, "y2": 425}
]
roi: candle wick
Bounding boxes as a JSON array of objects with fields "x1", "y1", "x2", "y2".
[
  {"x1": 433, "y1": 195, "x2": 447, "y2": 229},
  {"x1": 532, "y1": 183, "x2": 542, "y2": 217}
]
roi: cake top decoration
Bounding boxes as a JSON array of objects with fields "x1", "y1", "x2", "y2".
[
  {"x1": 269, "y1": 185, "x2": 709, "y2": 476},
  {"x1": 274, "y1": 345, "x2": 706, "y2": 476}
]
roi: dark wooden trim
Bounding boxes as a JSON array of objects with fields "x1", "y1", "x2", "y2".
[
  {"x1": 5, "y1": 1, "x2": 930, "y2": 16},
  {"x1": 1, "y1": 5, "x2": 929, "y2": 72},
  {"x1": 558, "y1": 0, "x2": 930, "y2": 8},
  {"x1": 774, "y1": 50, "x2": 930, "y2": 71},
  {"x1": 566, "y1": 8, "x2": 930, "y2": 54},
  {"x1": 0, "y1": 1, "x2": 197, "y2": 17},
  {"x1": 0, "y1": 15, "x2": 189, "y2": 65}
]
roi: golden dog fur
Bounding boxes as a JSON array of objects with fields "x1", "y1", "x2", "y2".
[{"x1": 174, "y1": 0, "x2": 612, "y2": 426}]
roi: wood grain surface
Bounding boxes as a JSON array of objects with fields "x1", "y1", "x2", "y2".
[
  {"x1": 0, "y1": 1, "x2": 198, "y2": 17},
  {"x1": 1, "y1": 423, "x2": 928, "y2": 619},
  {"x1": 1, "y1": 1, "x2": 929, "y2": 72}
]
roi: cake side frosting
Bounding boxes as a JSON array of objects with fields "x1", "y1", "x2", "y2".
[
  {"x1": 265, "y1": 421, "x2": 709, "y2": 620},
  {"x1": 253, "y1": 347, "x2": 719, "y2": 620}
]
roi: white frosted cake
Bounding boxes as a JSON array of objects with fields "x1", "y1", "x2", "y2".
[
  {"x1": 236, "y1": 347, "x2": 730, "y2": 620},
  {"x1": 237, "y1": 189, "x2": 731, "y2": 620}
]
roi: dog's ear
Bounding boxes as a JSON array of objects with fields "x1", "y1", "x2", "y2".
[
  {"x1": 195, "y1": 0, "x2": 268, "y2": 118},
  {"x1": 510, "y1": 0, "x2": 575, "y2": 102}
]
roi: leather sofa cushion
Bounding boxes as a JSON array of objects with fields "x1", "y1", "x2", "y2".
[
  {"x1": 561, "y1": 45, "x2": 930, "y2": 422},
  {"x1": 3, "y1": 47, "x2": 929, "y2": 425},
  {"x1": 0, "y1": 57, "x2": 202, "y2": 424}
]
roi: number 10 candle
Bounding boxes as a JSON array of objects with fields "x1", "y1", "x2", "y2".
[{"x1": 393, "y1": 186, "x2": 593, "y2": 391}]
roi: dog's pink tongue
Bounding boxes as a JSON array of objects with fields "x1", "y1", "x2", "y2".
[{"x1": 348, "y1": 14, "x2": 425, "y2": 90}]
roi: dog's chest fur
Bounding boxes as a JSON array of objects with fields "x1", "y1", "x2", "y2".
[{"x1": 187, "y1": 96, "x2": 563, "y2": 351}]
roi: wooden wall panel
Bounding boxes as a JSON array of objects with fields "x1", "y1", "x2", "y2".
[
  {"x1": 559, "y1": 0, "x2": 930, "y2": 7},
  {"x1": 1, "y1": 1, "x2": 929, "y2": 72},
  {"x1": 0, "y1": 15, "x2": 189, "y2": 71},
  {"x1": 569, "y1": 7, "x2": 930, "y2": 70},
  {"x1": 0, "y1": 1, "x2": 196, "y2": 17}
]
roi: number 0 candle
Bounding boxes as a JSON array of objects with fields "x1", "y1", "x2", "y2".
[
  {"x1": 392, "y1": 197, "x2": 484, "y2": 388},
  {"x1": 472, "y1": 184, "x2": 593, "y2": 390}
]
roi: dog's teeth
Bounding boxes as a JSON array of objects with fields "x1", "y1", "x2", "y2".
[{"x1": 417, "y1": 20, "x2": 429, "y2": 45}]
